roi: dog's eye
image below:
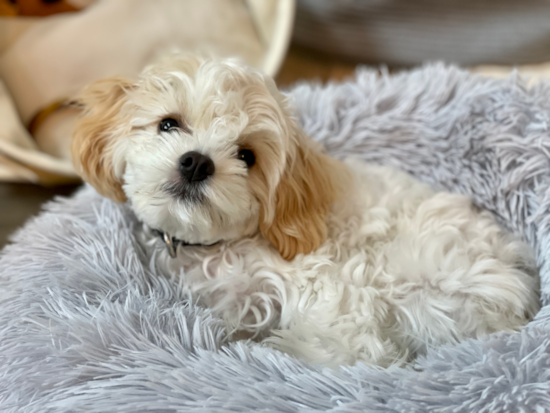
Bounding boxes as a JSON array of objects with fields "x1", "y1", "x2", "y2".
[
  {"x1": 159, "y1": 118, "x2": 179, "y2": 132},
  {"x1": 238, "y1": 149, "x2": 255, "y2": 167}
]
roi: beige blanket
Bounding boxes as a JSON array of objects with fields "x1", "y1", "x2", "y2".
[{"x1": 0, "y1": 0, "x2": 293, "y2": 184}]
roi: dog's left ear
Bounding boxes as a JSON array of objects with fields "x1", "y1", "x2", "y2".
[
  {"x1": 258, "y1": 128, "x2": 341, "y2": 261},
  {"x1": 72, "y1": 77, "x2": 134, "y2": 202}
]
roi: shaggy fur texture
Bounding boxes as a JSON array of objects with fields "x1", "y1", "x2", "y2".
[{"x1": 1, "y1": 64, "x2": 550, "y2": 412}]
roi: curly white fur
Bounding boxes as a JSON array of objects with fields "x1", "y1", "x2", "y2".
[
  {"x1": 72, "y1": 54, "x2": 540, "y2": 368},
  {"x1": 162, "y1": 159, "x2": 538, "y2": 367}
]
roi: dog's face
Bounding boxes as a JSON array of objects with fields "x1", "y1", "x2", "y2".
[{"x1": 72, "y1": 55, "x2": 340, "y2": 260}]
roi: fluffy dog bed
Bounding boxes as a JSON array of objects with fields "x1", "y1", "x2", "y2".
[{"x1": 1, "y1": 64, "x2": 550, "y2": 412}]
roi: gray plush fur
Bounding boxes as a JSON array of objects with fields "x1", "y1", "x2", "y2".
[{"x1": 1, "y1": 64, "x2": 550, "y2": 412}]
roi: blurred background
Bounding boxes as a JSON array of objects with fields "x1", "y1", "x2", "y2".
[{"x1": 1, "y1": 0, "x2": 550, "y2": 247}]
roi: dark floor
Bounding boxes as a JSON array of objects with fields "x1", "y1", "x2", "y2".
[
  {"x1": 0, "y1": 45, "x2": 357, "y2": 249},
  {"x1": 0, "y1": 183, "x2": 81, "y2": 247}
]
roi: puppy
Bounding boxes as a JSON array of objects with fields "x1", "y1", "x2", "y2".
[{"x1": 72, "y1": 54, "x2": 540, "y2": 368}]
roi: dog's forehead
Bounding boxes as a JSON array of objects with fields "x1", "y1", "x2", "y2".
[
  {"x1": 142, "y1": 59, "x2": 260, "y2": 95},
  {"x1": 131, "y1": 60, "x2": 274, "y2": 130}
]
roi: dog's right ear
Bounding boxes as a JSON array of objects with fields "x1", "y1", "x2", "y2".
[{"x1": 72, "y1": 77, "x2": 134, "y2": 203}]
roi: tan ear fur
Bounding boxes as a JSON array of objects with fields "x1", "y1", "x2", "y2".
[
  {"x1": 72, "y1": 77, "x2": 133, "y2": 202},
  {"x1": 259, "y1": 130, "x2": 343, "y2": 260}
]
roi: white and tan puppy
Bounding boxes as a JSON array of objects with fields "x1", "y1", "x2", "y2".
[{"x1": 72, "y1": 54, "x2": 539, "y2": 368}]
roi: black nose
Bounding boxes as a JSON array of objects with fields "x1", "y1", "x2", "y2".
[{"x1": 179, "y1": 151, "x2": 215, "y2": 182}]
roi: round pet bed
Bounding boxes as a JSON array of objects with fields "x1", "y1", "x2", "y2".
[{"x1": 1, "y1": 64, "x2": 550, "y2": 412}]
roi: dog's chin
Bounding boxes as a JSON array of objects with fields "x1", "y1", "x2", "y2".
[
  {"x1": 137, "y1": 191, "x2": 260, "y2": 247},
  {"x1": 148, "y1": 212, "x2": 228, "y2": 246},
  {"x1": 163, "y1": 207, "x2": 260, "y2": 246},
  {"x1": 156, "y1": 219, "x2": 257, "y2": 247}
]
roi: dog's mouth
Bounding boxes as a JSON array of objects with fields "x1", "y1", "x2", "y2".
[{"x1": 162, "y1": 179, "x2": 207, "y2": 204}]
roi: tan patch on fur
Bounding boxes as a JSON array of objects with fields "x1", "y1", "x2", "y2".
[
  {"x1": 254, "y1": 129, "x2": 345, "y2": 260},
  {"x1": 72, "y1": 77, "x2": 133, "y2": 202}
]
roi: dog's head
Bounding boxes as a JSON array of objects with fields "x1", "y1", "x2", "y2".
[{"x1": 72, "y1": 54, "x2": 340, "y2": 260}]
